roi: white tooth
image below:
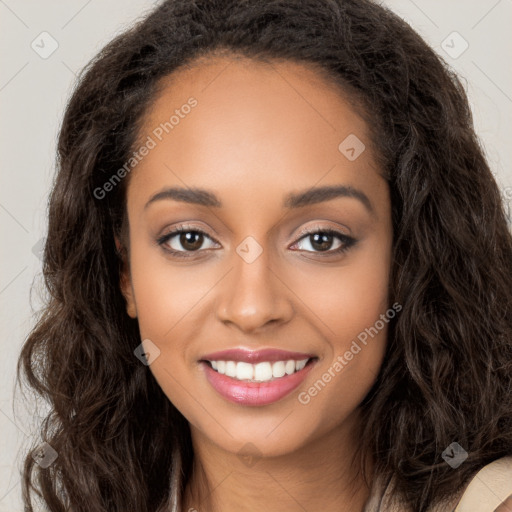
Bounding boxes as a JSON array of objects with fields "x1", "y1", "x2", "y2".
[
  {"x1": 254, "y1": 362, "x2": 273, "y2": 381},
  {"x1": 295, "y1": 358, "x2": 308, "y2": 371},
  {"x1": 272, "y1": 361, "x2": 286, "y2": 378},
  {"x1": 285, "y1": 360, "x2": 296, "y2": 375},
  {"x1": 212, "y1": 359, "x2": 308, "y2": 380},
  {"x1": 225, "y1": 361, "x2": 237, "y2": 377},
  {"x1": 236, "y1": 362, "x2": 254, "y2": 380}
]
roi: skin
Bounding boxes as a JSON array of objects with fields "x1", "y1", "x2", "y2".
[
  {"x1": 118, "y1": 55, "x2": 393, "y2": 512},
  {"x1": 495, "y1": 496, "x2": 512, "y2": 512}
]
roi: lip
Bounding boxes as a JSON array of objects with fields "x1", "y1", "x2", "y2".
[
  {"x1": 201, "y1": 357, "x2": 317, "y2": 406},
  {"x1": 199, "y1": 348, "x2": 316, "y2": 364}
]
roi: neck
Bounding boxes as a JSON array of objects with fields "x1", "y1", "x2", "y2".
[{"x1": 181, "y1": 409, "x2": 373, "y2": 512}]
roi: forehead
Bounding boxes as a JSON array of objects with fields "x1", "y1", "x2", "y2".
[
  {"x1": 141, "y1": 54, "x2": 370, "y2": 142},
  {"x1": 127, "y1": 55, "x2": 384, "y2": 212}
]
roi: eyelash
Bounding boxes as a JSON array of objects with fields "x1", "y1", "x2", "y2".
[{"x1": 156, "y1": 224, "x2": 357, "y2": 259}]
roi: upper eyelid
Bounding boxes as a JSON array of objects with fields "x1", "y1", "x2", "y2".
[
  {"x1": 159, "y1": 223, "x2": 350, "y2": 238},
  {"x1": 158, "y1": 224, "x2": 353, "y2": 249}
]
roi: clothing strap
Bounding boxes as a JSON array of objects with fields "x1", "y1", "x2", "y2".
[
  {"x1": 454, "y1": 456, "x2": 512, "y2": 512},
  {"x1": 363, "y1": 456, "x2": 512, "y2": 512}
]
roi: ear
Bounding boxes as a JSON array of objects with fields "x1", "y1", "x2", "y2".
[{"x1": 115, "y1": 236, "x2": 137, "y2": 319}]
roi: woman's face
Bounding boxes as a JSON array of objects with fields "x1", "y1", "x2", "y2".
[{"x1": 119, "y1": 56, "x2": 393, "y2": 458}]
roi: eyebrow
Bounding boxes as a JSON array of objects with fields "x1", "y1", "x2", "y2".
[{"x1": 144, "y1": 184, "x2": 375, "y2": 215}]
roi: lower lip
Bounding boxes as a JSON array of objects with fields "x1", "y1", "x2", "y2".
[{"x1": 201, "y1": 359, "x2": 316, "y2": 406}]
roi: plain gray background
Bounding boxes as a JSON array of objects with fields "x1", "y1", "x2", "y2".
[{"x1": 1, "y1": 1, "x2": 511, "y2": 510}]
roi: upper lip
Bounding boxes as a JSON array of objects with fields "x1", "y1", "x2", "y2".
[{"x1": 200, "y1": 348, "x2": 316, "y2": 364}]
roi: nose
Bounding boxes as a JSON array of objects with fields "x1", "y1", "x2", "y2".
[{"x1": 215, "y1": 241, "x2": 294, "y2": 333}]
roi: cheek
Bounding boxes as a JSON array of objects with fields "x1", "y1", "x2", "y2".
[
  {"x1": 128, "y1": 248, "x2": 215, "y2": 421},
  {"x1": 289, "y1": 238, "x2": 391, "y2": 418},
  {"x1": 292, "y1": 237, "x2": 391, "y2": 348},
  {"x1": 129, "y1": 239, "x2": 215, "y2": 342}
]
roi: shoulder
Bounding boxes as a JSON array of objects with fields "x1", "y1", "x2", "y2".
[{"x1": 363, "y1": 456, "x2": 512, "y2": 512}]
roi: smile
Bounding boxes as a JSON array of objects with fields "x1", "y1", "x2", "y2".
[
  {"x1": 206, "y1": 358, "x2": 311, "y2": 382},
  {"x1": 200, "y1": 357, "x2": 318, "y2": 406}
]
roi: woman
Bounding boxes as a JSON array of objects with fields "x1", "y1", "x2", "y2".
[{"x1": 16, "y1": 0, "x2": 512, "y2": 510}]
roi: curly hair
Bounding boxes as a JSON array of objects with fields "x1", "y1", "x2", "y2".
[{"x1": 16, "y1": 0, "x2": 512, "y2": 510}]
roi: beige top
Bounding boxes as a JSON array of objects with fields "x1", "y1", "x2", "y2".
[{"x1": 363, "y1": 456, "x2": 512, "y2": 512}]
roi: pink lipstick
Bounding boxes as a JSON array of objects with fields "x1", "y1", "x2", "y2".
[{"x1": 199, "y1": 348, "x2": 317, "y2": 406}]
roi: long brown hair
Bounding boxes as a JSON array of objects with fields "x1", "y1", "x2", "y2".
[{"x1": 16, "y1": 0, "x2": 512, "y2": 510}]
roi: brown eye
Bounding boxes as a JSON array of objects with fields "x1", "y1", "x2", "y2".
[
  {"x1": 306, "y1": 232, "x2": 337, "y2": 252},
  {"x1": 177, "y1": 231, "x2": 204, "y2": 251},
  {"x1": 156, "y1": 226, "x2": 220, "y2": 257},
  {"x1": 292, "y1": 228, "x2": 356, "y2": 255}
]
